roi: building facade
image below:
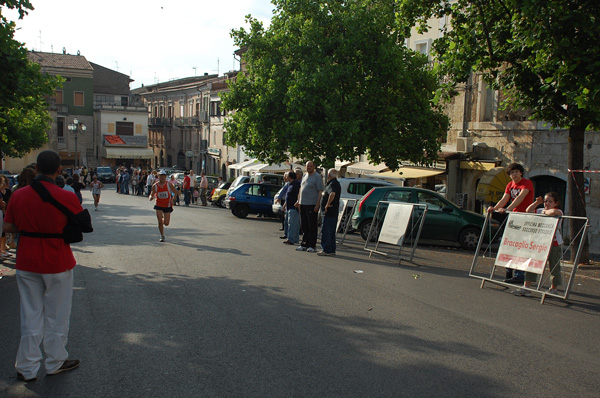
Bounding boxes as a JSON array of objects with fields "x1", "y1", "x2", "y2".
[
  {"x1": 406, "y1": 17, "x2": 600, "y2": 254},
  {"x1": 6, "y1": 52, "x2": 146, "y2": 172},
  {"x1": 137, "y1": 72, "x2": 241, "y2": 178}
]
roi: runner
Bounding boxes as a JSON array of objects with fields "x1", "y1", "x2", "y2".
[
  {"x1": 90, "y1": 176, "x2": 105, "y2": 211},
  {"x1": 149, "y1": 170, "x2": 176, "y2": 242}
]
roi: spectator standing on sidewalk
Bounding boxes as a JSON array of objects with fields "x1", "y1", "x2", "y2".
[
  {"x1": 189, "y1": 170, "x2": 197, "y2": 204},
  {"x1": 318, "y1": 168, "x2": 341, "y2": 256},
  {"x1": 5, "y1": 150, "x2": 82, "y2": 382},
  {"x1": 146, "y1": 170, "x2": 156, "y2": 196},
  {"x1": 276, "y1": 172, "x2": 290, "y2": 238},
  {"x1": 283, "y1": 171, "x2": 300, "y2": 246},
  {"x1": 514, "y1": 192, "x2": 564, "y2": 297},
  {"x1": 487, "y1": 162, "x2": 534, "y2": 284},
  {"x1": 199, "y1": 172, "x2": 208, "y2": 206},
  {"x1": 182, "y1": 171, "x2": 191, "y2": 206},
  {"x1": 295, "y1": 161, "x2": 323, "y2": 253}
]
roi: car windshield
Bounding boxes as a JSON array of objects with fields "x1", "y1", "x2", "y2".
[{"x1": 97, "y1": 167, "x2": 111, "y2": 172}]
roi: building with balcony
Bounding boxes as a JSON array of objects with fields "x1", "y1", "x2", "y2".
[
  {"x1": 6, "y1": 52, "x2": 148, "y2": 173},
  {"x1": 91, "y1": 62, "x2": 150, "y2": 168},
  {"x1": 137, "y1": 72, "x2": 242, "y2": 177}
]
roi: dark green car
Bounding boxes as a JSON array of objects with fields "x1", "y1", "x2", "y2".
[{"x1": 350, "y1": 186, "x2": 499, "y2": 250}]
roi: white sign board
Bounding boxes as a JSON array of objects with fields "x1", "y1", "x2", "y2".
[
  {"x1": 495, "y1": 213, "x2": 559, "y2": 274},
  {"x1": 337, "y1": 199, "x2": 348, "y2": 231},
  {"x1": 379, "y1": 203, "x2": 414, "y2": 246}
]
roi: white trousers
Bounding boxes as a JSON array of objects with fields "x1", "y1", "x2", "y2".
[{"x1": 15, "y1": 269, "x2": 73, "y2": 378}]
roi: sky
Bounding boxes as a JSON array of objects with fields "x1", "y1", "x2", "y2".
[{"x1": 5, "y1": 0, "x2": 275, "y2": 88}]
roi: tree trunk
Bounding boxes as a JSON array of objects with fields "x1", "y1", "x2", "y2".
[{"x1": 567, "y1": 125, "x2": 590, "y2": 263}]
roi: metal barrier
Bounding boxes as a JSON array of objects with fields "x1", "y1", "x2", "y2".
[
  {"x1": 364, "y1": 202, "x2": 427, "y2": 264},
  {"x1": 469, "y1": 212, "x2": 590, "y2": 304}
]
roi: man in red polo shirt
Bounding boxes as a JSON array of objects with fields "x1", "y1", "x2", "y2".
[{"x1": 4, "y1": 150, "x2": 82, "y2": 382}]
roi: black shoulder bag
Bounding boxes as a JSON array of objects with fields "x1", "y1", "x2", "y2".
[{"x1": 20, "y1": 180, "x2": 93, "y2": 244}]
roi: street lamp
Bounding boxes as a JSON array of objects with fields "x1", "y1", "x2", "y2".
[{"x1": 68, "y1": 118, "x2": 86, "y2": 169}]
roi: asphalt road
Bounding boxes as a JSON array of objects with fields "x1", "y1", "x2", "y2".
[{"x1": 1, "y1": 185, "x2": 600, "y2": 397}]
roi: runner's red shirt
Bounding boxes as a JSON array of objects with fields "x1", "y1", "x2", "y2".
[{"x1": 5, "y1": 180, "x2": 82, "y2": 273}]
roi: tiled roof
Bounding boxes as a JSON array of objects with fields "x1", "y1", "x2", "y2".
[
  {"x1": 90, "y1": 62, "x2": 131, "y2": 94},
  {"x1": 27, "y1": 51, "x2": 93, "y2": 70}
]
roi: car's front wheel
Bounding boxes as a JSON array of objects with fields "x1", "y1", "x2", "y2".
[
  {"x1": 232, "y1": 204, "x2": 250, "y2": 218},
  {"x1": 217, "y1": 195, "x2": 225, "y2": 208},
  {"x1": 458, "y1": 227, "x2": 481, "y2": 250}
]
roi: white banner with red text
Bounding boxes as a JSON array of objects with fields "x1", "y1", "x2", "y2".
[{"x1": 494, "y1": 212, "x2": 559, "y2": 274}]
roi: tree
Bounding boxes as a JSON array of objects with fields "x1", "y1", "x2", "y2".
[
  {"x1": 398, "y1": 0, "x2": 600, "y2": 262},
  {"x1": 0, "y1": 0, "x2": 62, "y2": 158},
  {"x1": 223, "y1": 0, "x2": 449, "y2": 170}
]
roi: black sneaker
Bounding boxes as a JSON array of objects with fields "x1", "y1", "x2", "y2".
[{"x1": 48, "y1": 359, "x2": 80, "y2": 375}]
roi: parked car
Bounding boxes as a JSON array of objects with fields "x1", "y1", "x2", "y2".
[
  {"x1": 96, "y1": 166, "x2": 115, "y2": 183},
  {"x1": 336, "y1": 177, "x2": 395, "y2": 231},
  {"x1": 227, "y1": 175, "x2": 251, "y2": 196},
  {"x1": 351, "y1": 186, "x2": 500, "y2": 250},
  {"x1": 249, "y1": 173, "x2": 284, "y2": 186},
  {"x1": 211, "y1": 181, "x2": 232, "y2": 207},
  {"x1": 225, "y1": 183, "x2": 281, "y2": 218}
]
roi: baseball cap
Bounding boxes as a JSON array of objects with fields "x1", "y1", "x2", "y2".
[{"x1": 159, "y1": 170, "x2": 167, "y2": 175}]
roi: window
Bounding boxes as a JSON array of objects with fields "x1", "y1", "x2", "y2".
[
  {"x1": 384, "y1": 190, "x2": 412, "y2": 203},
  {"x1": 56, "y1": 118, "x2": 65, "y2": 139},
  {"x1": 246, "y1": 185, "x2": 269, "y2": 197},
  {"x1": 74, "y1": 91, "x2": 84, "y2": 106},
  {"x1": 54, "y1": 90, "x2": 63, "y2": 104},
  {"x1": 414, "y1": 39, "x2": 432, "y2": 57},
  {"x1": 417, "y1": 192, "x2": 446, "y2": 211},
  {"x1": 348, "y1": 182, "x2": 384, "y2": 196},
  {"x1": 116, "y1": 121, "x2": 134, "y2": 136},
  {"x1": 121, "y1": 96, "x2": 128, "y2": 106}
]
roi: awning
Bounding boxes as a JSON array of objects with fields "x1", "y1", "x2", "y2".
[
  {"x1": 334, "y1": 160, "x2": 354, "y2": 170},
  {"x1": 103, "y1": 147, "x2": 154, "y2": 159},
  {"x1": 346, "y1": 162, "x2": 389, "y2": 175},
  {"x1": 228, "y1": 159, "x2": 258, "y2": 170},
  {"x1": 244, "y1": 162, "x2": 305, "y2": 173},
  {"x1": 374, "y1": 166, "x2": 445, "y2": 180},
  {"x1": 460, "y1": 161, "x2": 497, "y2": 171},
  {"x1": 476, "y1": 167, "x2": 510, "y2": 203}
]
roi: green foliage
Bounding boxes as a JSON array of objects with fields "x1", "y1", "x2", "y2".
[
  {"x1": 223, "y1": 0, "x2": 449, "y2": 170},
  {"x1": 0, "y1": 0, "x2": 63, "y2": 158},
  {"x1": 398, "y1": 0, "x2": 600, "y2": 131}
]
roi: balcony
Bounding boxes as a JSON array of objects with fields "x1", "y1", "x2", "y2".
[
  {"x1": 94, "y1": 103, "x2": 146, "y2": 112},
  {"x1": 197, "y1": 111, "x2": 208, "y2": 122},
  {"x1": 148, "y1": 117, "x2": 173, "y2": 127},
  {"x1": 48, "y1": 100, "x2": 69, "y2": 114},
  {"x1": 174, "y1": 117, "x2": 201, "y2": 127}
]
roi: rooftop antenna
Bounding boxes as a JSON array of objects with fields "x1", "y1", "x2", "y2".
[
  {"x1": 114, "y1": 61, "x2": 119, "y2": 72},
  {"x1": 38, "y1": 30, "x2": 44, "y2": 52},
  {"x1": 193, "y1": 66, "x2": 197, "y2": 76}
]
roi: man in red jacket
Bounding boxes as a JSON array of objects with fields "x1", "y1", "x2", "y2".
[{"x1": 4, "y1": 150, "x2": 82, "y2": 382}]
